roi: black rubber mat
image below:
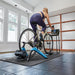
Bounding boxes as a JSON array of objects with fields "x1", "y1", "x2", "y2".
[{"x1": 0, "y1": 53, "x2": 63, "y2": 66}]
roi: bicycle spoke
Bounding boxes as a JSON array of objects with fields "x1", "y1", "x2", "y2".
[{"x1": 19, "y1": 28, "x2": 36, "y2": 56}]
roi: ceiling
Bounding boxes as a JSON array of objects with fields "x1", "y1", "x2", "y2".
[
  {"x1": 1, "y1": 0, "x2": 75, "y2": 16},
  {"x1": 49, "y1": 6, "x2": 75, "y2": 16},
  {"x1": 23, "y1": 0, "x2": 42, "y2": 7},
  {"x1": 2, "y1": 0, "x2": 33, "y2": 13}
]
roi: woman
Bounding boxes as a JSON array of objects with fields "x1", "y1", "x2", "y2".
[{"x1": 30, "y1": 8, "x2": 52, "y2": 42}]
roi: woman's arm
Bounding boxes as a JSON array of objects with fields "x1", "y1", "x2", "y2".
[
  {"x1": 44, "y1": 12, "x2": 52, "y2": 28},
  {"x1": 46, "y1": 14, "x2": 52, "y2": 28}
]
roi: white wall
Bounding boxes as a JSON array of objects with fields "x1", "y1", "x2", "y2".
[
  {"x1": 0, "y1": 0, "x2": 29, "y2": 52},
  {"x1": 34, "y1": 0, "x2": 75, "y2": 15},
  {"x1": 47, "y1": 12, "x2": 75, "y2": 50}
]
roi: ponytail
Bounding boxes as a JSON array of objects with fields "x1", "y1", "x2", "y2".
[{"x1": 43, "y1": 8, "x2": 48, "y2": 14}]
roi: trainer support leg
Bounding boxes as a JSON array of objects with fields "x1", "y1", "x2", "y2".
[{"x1": 31, "y1": 47, "x2": 48, "y2": 59}]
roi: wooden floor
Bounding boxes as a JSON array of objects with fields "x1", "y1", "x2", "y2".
[{"x1": 0, "y1": 52, "x2": 75, "y2": 75}]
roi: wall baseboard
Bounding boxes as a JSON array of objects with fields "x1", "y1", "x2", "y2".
[{"x1": 0, "y1": 51, "x2": 15, "y2": 54}]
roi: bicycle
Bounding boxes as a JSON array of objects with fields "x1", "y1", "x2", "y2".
[{"x1": 18, "y1": 25, "x2": 53, "y2": 60}]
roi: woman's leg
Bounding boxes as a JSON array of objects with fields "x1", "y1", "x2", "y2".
[
  {"x1": 38, "y1": 19, "x2": 46, "y2": 33},
  {"x1": 38, "y1": 20, "x2": 46, "y2": 41},
  {"x1": 30, "y1": 23, "x2": 38, "y2": 42}
]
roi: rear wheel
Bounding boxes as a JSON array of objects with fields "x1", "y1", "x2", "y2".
[{"x1": 19, "y1": 28, "x2": 36, "y2": 57}]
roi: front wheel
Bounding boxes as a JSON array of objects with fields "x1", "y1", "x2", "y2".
[{"x1": 44, "y1": 34, "x2": 53, "y2": 54}]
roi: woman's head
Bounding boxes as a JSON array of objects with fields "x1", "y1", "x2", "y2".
[{"x1": 43, "y1": 8, "x2": 48, "y2": 13}]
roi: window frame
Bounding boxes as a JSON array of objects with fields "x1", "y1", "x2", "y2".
[
  {"x1": 7, "y1": 10, "x2": 18, "y2": 42},
  {"x1": 0, "y1": 7, "x2": 4, "y2": 42},
  {"x1": 20, "y1": 15, "x2": 28, "y2": 33}
]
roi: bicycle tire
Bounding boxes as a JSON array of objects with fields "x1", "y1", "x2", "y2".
[
  {"x1": 43, "y1": 33, "x2": 53, "y2": 54},
  {"x1": 19, "y1": 28, "x2": 36, "y2": 57}
]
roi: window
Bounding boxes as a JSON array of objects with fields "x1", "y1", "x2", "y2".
[
  {"x1": 8, "y1": 11, "x2": 18, "y2": 42},
  {"x1": 0, "y1": 8, "x2": 3, "y2": 19},
  {"x1": 21, "y1": 16, "x2": 28, "y2": 33},
  {"x1": 0, "y1": 8, "x2": 3, "y2": 42},
  {"x1": 9, "y1": 12, "x2": 18, "y2": 23}
]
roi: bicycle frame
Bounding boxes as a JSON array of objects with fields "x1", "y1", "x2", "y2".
[{"x1": 34, "y1": 26, "x2": 50, "y2": 43}]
